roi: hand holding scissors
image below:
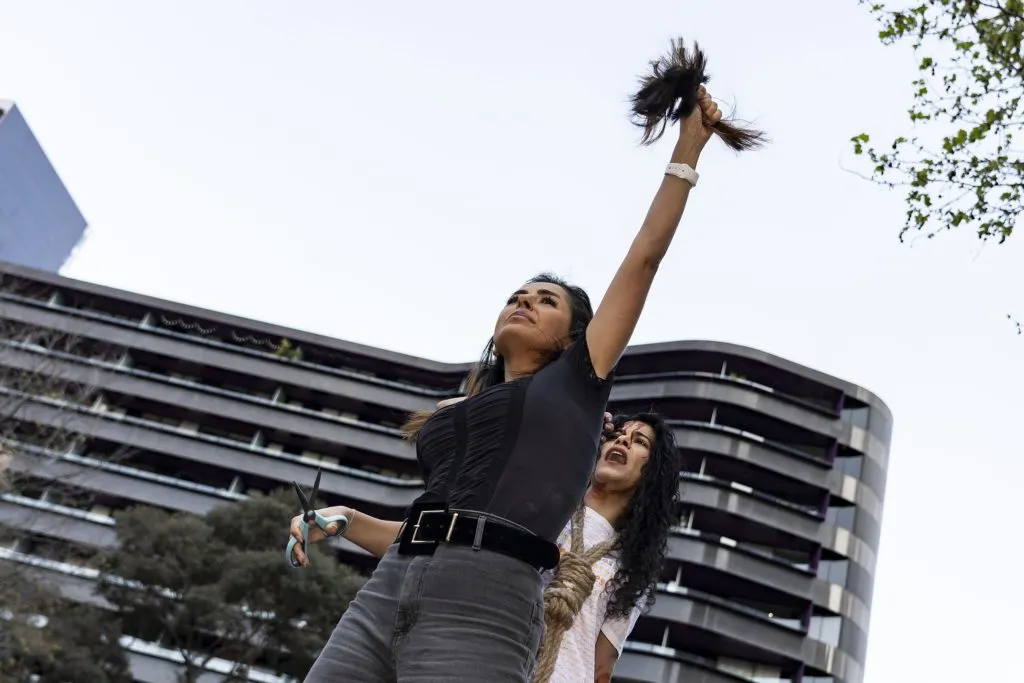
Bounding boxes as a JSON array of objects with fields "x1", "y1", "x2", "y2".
[{"x1": 285, "y1": 468, "x2": 350, "y2": 568}]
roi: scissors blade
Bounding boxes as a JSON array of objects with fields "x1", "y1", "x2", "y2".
[
  {"x1": 309, "y1": 468, "x2": 323, "y2": 503},
  {"x1": 292, "y1": 480, "x2": 312, "y2": 516}
]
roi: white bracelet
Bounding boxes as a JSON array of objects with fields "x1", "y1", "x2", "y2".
[{"x1": 665, "y1": 162, "x2": 699, "y2": 187}]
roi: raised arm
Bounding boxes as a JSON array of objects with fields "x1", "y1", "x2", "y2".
[
  {"x1": 586, "y1": 87, "x2": 720, "y2": 378},
  {"x1": 289, "y1": 505, "x2": 403, "y2": 565}
]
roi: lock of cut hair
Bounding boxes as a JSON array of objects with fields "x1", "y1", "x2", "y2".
[{"x1": 629, "y1": 38, "x2": 767, "y2": 151}]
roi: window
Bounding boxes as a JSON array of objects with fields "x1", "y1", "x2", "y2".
[
  {"x1": 139, "y1": 412, "x2": 180, "y2": 427},
  {"x1": 197, "y1": 423, "x2": 254, "y2": 444},
  {"x1": 718, "y1": 658, "x2": 786, "y2": 682},
  {"x1": 835, "y1": 455, "x2": 863, "y2": 478},
  {"x1": 840, "y1": 404, "x2": 869, "y2": 429},
  {"x1": 825, "y1": 505, "x2": 856, "y2": 530},
  {"x1": 808, "y1": 615, "x2": 842, "y2": 646},
  {"x1": 738, "y1": 542, "x2": 812, "y2": 570},
  {"x1": 816, "y1": 559, "x2": 848, "y2": 585}
]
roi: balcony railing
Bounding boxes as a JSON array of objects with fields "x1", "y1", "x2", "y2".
[
  {"x1": 617, "y1": 369, "x2": 839, "y2": 419},
  {"x1": 8, "y1": 439, "x2": 248, "y2": 503},
  {"x1": 655, "y1": 583, "x2": 805, "y2": 632},
  {"x1": 1, "y1": 291, "x2": 856, "y2": 422},
  {"x1": 0, "y1": 386, "x2": 424, "y2": 488},
  {"x1": 621, "y1": 642, "x2": 782, "y2": 683},
  {"x1": 0, "y1": 338, "x2": 406, "y2": 438},
  {"x1": 0, "y1": 490, "x2": 116, "y2": 526},
  {"x1": 0, "y1": 291, "x2": 453, "y2": 397},
  {"x1": 679, "y1": 472, "x2": 824, "y2": 518},
  {"x1": 669, "y1": 526, "x2": 815, "y2": 576},
  {"x1": 666, "y1": 418, "x2": 836, "y2": 467}
]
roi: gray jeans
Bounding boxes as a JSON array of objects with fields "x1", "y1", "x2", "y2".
[{"x1": 304, "y1": 543, "x2": 545, "y2": 682}]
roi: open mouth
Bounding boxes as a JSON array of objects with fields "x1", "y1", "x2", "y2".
[{"x1": 605, "y1": 447, "x2": 628, "y2": 465}]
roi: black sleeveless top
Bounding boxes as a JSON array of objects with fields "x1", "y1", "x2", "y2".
[{"x1": 411, "y1": 333, "x2": 614, "y2": 542}]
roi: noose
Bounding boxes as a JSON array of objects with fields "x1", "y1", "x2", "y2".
[{"x1": 532, "y1": 506, "x2": 616, "y2": 683}]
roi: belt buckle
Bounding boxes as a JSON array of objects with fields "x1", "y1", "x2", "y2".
[
  {"x1": 410, "y1": 509, "x2": 460, "y2": 544},
  {"x1": 398, "y1": 502, "x2": 458, "y2": 555}
]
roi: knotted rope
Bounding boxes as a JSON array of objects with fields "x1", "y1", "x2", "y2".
[{"x1": 532, "y1": 506, "x2": 617, "y2": 683}]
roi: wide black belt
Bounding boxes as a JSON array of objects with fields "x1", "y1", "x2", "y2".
[
  {"x1": 398, "y1": 398, "x2": 558, "y2": 571},
  {"x1": 396, "y1": 504, "x2": 560, "y2": 571}
]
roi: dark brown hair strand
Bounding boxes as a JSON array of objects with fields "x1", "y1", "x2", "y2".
[{"x1": 629, "y1": 38, "x2": 767, "y2": 151}]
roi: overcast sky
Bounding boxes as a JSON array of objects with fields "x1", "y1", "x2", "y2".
[{"x1": 2, "y1": 2, "x2": 1022, "y2": 682}]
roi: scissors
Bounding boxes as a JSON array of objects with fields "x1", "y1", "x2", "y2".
[{"x1": 285, "y1": 468, "x2": 350, "y2": 568}]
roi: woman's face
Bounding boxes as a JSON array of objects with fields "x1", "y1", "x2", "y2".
[
  {"x1": 592, "y1": 421, "x2": 655, "y2": 493},
  {"x1": 492, "y1": 281, "x2": 573, "y2": 360}
]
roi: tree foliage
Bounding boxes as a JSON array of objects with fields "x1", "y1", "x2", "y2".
[
  {"x1": 98, "y1": 491, "x2": 363, "y2": 683},
  {"x1": 852, "y1": 0, "x2": 1024, "y2": 244},
  {"x1": 0, "y1": 569, "x2": 131, "y2": 683}
]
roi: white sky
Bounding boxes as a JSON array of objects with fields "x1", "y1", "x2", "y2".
[{"x1": 3, "y1": 2, "x2": 1022, "y2": 681}]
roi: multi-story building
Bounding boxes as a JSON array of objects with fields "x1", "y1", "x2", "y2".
[
  {"x1": 0, "y1": 101, "x2": 87, "y2": 272},
  {"x1": 0, "y1": 261, "x2": 892, "y2": 683}
]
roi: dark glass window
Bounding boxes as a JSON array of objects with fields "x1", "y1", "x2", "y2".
[
  {"x1": 840, "y1": 404, "x2": 869, "y2": 429},
  {"x1": 835, "y1": 455, "x2": 863, "y2": 478},
  {"x1": 808, "y1": 616, "x2": 842, "y2": 645},
  {"x1": 826, "y1": 505, "x2": 856, "y2": 530},
  {"x1": 817, "y1": 559, "x2": 849, "y2": 585}
]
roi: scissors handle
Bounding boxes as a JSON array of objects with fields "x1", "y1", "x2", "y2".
[
  {"x1": 313, "y1": 511, "x2": 350, "y2": 536},
  {"x1": 285, "y1": 513, "x2": 351, "y2": 568},
  {"x1": 285, "y1": 520, "x2": 308, "y2": 568}
]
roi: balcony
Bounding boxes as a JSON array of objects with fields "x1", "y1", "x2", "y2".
[
  {"x1": 2, "y1": 445, "x2": 375, "y2": 562},
  {"x1": 0, "y1": 343, "x2": 413, "y2": 461},
  {"x1": 0, "y1": 294, "x2": 449, "y2": 409},
  {"x1": 680, "y1": 476, "x2": 875, "y2": 574},
  {"x1": 627, "y1": 588, "x2": 861, "y2": 682},
  {"x1": 7, "y1": 394, "x2": 423, "y2": 514},
  {"x1": 617, "y1": 644, "x2": 781, "y2": 683}
]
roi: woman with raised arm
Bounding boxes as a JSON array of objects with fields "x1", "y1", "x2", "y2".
[{"x1": 299, "y1": 40, "x2": 764, "y2": 683}]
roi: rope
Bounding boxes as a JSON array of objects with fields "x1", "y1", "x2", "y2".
[{"x1": 532, "y1": 506, "x2": 616, "y2": 683}]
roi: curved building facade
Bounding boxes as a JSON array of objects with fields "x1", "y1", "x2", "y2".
[
  {"x1": 0, "y1": 261, "x2": 891, "y2": 683},
  {"x1": 609, "y1": 342, "x2": 891, "y2": 683}
]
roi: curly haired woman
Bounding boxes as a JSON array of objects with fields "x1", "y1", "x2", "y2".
[{"x1": 525, "y1": 411, "x2": 682, "y2": 683}]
